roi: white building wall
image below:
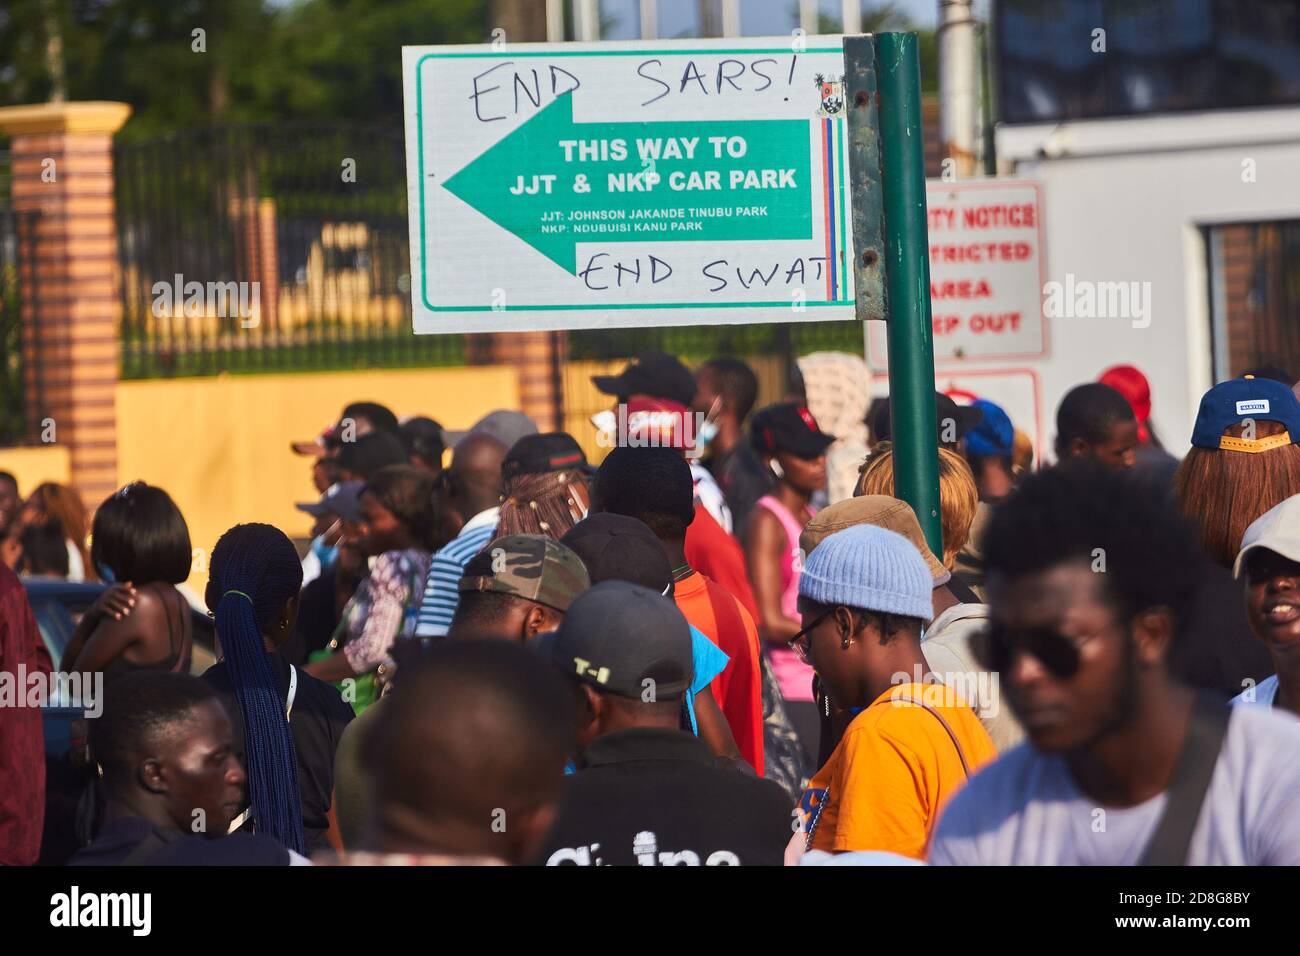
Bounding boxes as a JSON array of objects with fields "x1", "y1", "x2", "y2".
[{"x1": 993, "y1": 106, "x2": 1300, "y2": 457}]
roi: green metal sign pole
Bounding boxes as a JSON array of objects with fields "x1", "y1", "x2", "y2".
[{"x1": 844, "y1": 32, "x2": 943, "y2": 558}]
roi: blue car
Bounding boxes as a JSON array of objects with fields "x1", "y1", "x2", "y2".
[{"x1": 23, "y1": 577, "x2": 216, "y2": 864}]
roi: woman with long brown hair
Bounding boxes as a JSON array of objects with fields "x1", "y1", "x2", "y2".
[
  {"x1": 20, "y1": 482, "x2": 92, "y2": 581},
  {"x1": 1173, "y1": 375, "x2": 1300, "y2": 697}
]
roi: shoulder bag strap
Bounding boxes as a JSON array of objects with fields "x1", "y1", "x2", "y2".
[
  {"x1": 1139, "y1": 693, "x2": 1232, "y2": 867},
  {"x1": 891, "y1": 694, "x2": 972, "y2": 776}
]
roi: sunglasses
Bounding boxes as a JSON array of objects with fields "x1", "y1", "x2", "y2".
[
  {"x1": 788, "y1": 606, "x2": 837, "y2": 664},
  {"x1": 974, "y1": 622, "x2": 1105, "y2": 680}
]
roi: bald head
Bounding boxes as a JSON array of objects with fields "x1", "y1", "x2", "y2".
[
  {"x1": 449, "y1": 433, "x2": 507, "y2": 519},
  {"x1": 362, "y1": 640, "x2": 575, "y2": 862}
]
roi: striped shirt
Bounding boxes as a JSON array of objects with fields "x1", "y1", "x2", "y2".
[{"x1": 414, "y1": 507, "x2": 500, "y2": 637}]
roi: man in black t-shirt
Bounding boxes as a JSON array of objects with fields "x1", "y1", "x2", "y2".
[
  {"x1": 70, "y1": 672, "x2": 298, "y2": 866},
  {"x1": 201, "y1": 649, "x2": 353, "y2": 854},
  {"x1": 536, "y1": 581, "x2": 792, "y2": 866}
]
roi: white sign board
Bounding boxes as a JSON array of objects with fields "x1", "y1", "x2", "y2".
[
  {"x1": 935, "y1": 367, "x2": 1046, "y2": 467},
  {"x1": 402, "y1": 38, "x2": 861, "y2": 334},
  {"x1": 868, "y1": 179, "x2": 1046, "y2": 365}
]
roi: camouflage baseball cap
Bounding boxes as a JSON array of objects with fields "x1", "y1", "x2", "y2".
[{"x1": 458, "y1": 534, "x2": 590, "y2": 612}]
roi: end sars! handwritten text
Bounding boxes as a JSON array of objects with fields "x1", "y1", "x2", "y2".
[{"x1": 469, "y1": 54, "x2": 802, "y2": 122}]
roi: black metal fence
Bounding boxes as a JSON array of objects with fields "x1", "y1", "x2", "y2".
[
  {"x1": 114, "y1": 124, "x2": 465, "y2": 379},
  {"x1": 113, "y1": 122, "x2": 864, "y2": 391},
  {"x1": 0, "y1": 140, "x2": 43, "y2": 445}
]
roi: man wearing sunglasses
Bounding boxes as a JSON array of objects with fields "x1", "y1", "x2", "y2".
[
  {"x1": 930, "y1": 464, "x2": 1300, "y2": 865},
  {"x1": 793, "y1": 524, "x2": 996, "y2": 861}
]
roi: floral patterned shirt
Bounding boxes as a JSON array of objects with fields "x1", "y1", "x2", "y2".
[{"x1": 340, "y1": 548, "x2": 431, "y2": 674}]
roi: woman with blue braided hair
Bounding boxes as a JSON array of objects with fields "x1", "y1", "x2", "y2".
[{"x1": 201, "y1": 523, "x2": 354, "y2": 855}]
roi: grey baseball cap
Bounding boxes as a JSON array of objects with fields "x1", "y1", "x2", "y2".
[{"x1": 442, "y1": 410, "x2": 538, "y2": 450}]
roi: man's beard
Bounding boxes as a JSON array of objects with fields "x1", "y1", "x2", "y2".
[{"x1": 1076, "y1": 631, "x2": 1141, "y2": 752}]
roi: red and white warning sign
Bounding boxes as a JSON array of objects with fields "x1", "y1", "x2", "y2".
[{"x1": 868, "y1": 179, "x2": 1047, "y2": 365}]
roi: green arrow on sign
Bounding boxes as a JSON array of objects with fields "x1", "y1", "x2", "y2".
[{"x1": 441, "y1": 91, "x2": 813, "y2": 274}]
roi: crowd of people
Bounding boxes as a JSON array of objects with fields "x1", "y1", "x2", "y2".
[{"x1": 3, "y1": 352, "x2": 1300, "y2": 866}]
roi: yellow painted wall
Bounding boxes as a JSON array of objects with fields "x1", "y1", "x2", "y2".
[
  {"x1": 115, "y1": 366, "x2": 518, "y2": 596},
  {"x1": 0, "y1": 444, "x2": 72, "y2": 492}
]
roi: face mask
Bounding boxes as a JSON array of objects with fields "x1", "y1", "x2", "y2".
[
  {"x1": 310, "y1": 534, "x2": 339, "y2": 567},
  {"x1": 96, "y1": 562, "x2": 116, "y2": 584},
  {"x1": 696, "y1": 397, "x2": 723, "y2": 450}
]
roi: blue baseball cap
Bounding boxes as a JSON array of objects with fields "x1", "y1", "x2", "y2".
[
  {"x1": 964, "y1": 399, "x2": 1014, "y2": 458},
  {"x1": 1190, "y1": 376, "x2": 1300, "y2": 452}
]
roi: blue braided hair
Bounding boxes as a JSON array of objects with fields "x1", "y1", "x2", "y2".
[{"x1": 206, "y1": 523, "x2": 306, "y2": 855}]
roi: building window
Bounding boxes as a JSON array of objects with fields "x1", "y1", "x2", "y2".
[{"x1": 1207, "y1": 219, "x2": 1300, "y2": 382}]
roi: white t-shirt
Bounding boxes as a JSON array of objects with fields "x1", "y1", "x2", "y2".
[
  {"x1": 1231, "y1": 674, "x2": 1279, "y2": 708},
  {"x1": 689, "y1": 461, "x2": 733, "y2": 534},
  {"x1": 929, "y1": 704, "x2": 1300, "y2": 865}
]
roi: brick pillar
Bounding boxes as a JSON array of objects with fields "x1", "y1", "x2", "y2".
[
  {"x1": 0, "y1": 101, "x2": 131, "y2": 509},
  {"x1": 485, "y1": 0, "x2": 566, "y2": 432},
  {"x1": 490, "y1": 331, "x2": 565, "y2": 432},
  {"x1": 229, "y1": 195, "x2": 279, "y2": 332}
]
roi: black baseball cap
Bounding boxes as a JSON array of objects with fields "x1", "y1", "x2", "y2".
[
  {"x1": 341, "y1": 401, "x2": 401, "y2": 439},
  {"x1": 869, "y1": 392, "x2": 984, "y2": 445},
  {"x1": 336, "y1": 431, "x2": 408, "y2": 480},
  {"x1": 750, "y1": 403, "x2": 836, "y2": 459},
  {"x1": 502, "y1": 432, "x2": 595, "y2": 481},
  {"x1": 592, "y1": 351, "x2": 697, "y2": 407},
  {"x1": 560, "y1": 513, "x2": 672, "y2": 593},
  {"x1": 401, "y1": 416, "x2": 446, "y2": 463},
  {"x1": 546, "y1": 580, "x2": 693, "y2": 699}
]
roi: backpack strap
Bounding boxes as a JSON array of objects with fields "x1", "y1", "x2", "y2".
[
  {"x1": 121, "y1": 825, "x2": 184, "y2": 866},
  {"x1": 1139, "y1": 693, "x2": 1232, "y2": 867}
]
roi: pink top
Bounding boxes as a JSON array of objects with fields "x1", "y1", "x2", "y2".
[{"x1": 755, "y1": 494, "x2": 815, "y2": 703}]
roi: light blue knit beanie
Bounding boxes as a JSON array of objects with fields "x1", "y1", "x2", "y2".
[{"x1": 799, "y1": 523, "x2": 934, "y2": 623}]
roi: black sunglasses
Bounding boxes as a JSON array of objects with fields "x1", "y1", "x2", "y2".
[
  {"x1": 788, "y1": 606, "x2": 838, "y2": 663},
  {"x1": 974, "y1": 623, "x2": 1093, "y2": 680}
]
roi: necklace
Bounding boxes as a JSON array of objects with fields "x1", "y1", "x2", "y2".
[{"x1": 670, "y1": 562, "x2": 693, "y2": 582}]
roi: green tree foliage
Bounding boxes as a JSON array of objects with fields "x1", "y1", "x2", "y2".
[
  {"x1": 0, "y1": 0, "x2": 490, "y2": 136},
  {"x1": 0, "y1": 0, "x2": 938, "y2": 133}
]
